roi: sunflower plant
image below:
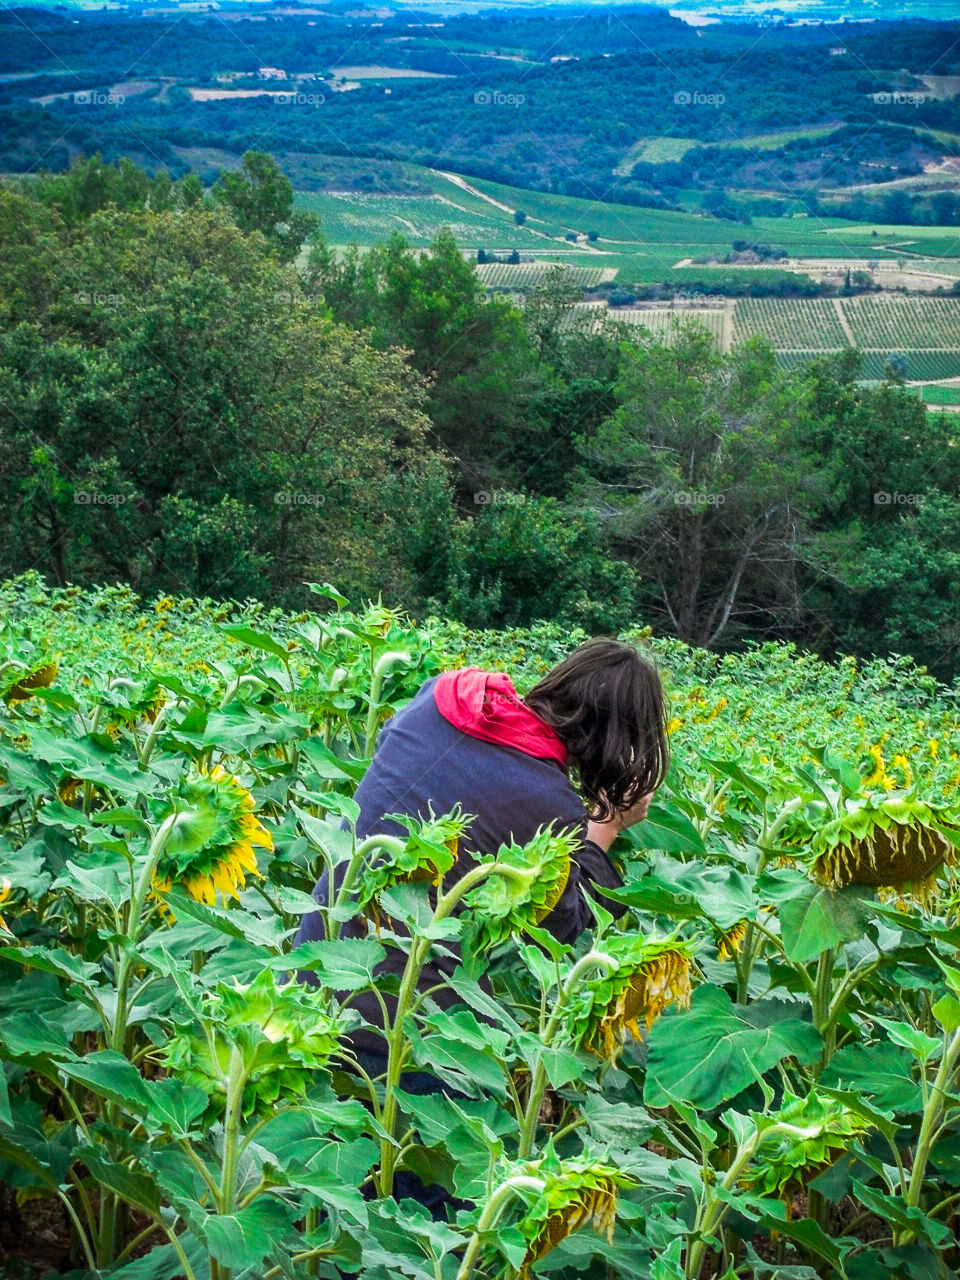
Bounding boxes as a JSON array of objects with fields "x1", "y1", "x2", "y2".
[
  {"x1": 1, "y1": 656, "x2": 58, "y2": 704},
  {"x1": 152, "y1": 763, "x2": 273, "y2": 908},
  {"x1": 455, "y1": 1149, "x2": 632, "y2": 1280},
  {"x1": 685, "y1": 1088, "x2": 874, "y2": 1279}
]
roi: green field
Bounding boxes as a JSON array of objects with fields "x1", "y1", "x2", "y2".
[
  {"x1": 713, "y1": 124, "x2": 842, "y2": 150},
  {"x1": 734, "y1": 295, "x2": 960, "y2": 380},
  {"x1": 921, "y1": 383, "x2": 960, "y2": 405},
  {"x1": 559, "y1": 295, "x2": 960, "y2": 380},
  {"x1": 614, "y1": 135, "x2": 700, "y2": 175},
  {"x1": 295, "y1": 167, "x2": 960, "y2": 287},
  {"x1": 476, "y1": 260, "x2": 609, "y2": 290},
  {"x1": 733, "y1": 298, "x2": 849, "y2": 350}
]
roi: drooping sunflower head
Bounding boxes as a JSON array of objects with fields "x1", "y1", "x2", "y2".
[
  {"x1": 462, "y1": 823, "x2": 578, "y2": 950},
  {"x1": 57, "y1": 776, "x2": 82, "y2": 805},
  {"x1": 569, "y1": 931, "x2": 697, "y2": 1062},
  {"x1": 743, "y1": 1089, "x2": 873, "y2": 1213},
  {"x1": 2, "y1": 661, "x2": 57, "y2": 704},
  {"x1": 358, "y1": 806, "x2": 473, "y2": 909},
  {"x1": 502, "y1": 1153, "x2": 632, "y2": 1279},
  {"x1": 808, "y1": 794, "x2": 960, "y2": 909},
  {"x1": 162, "y1": 968, "x2": 342, "y2": 1119},
  {"x1": 716, "y1": 921, "x2": 747, "y2": 962},
  {"x1": 152, "y1": 764, "x2": 272, "y2": 909}
]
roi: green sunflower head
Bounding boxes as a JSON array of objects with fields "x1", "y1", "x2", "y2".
[
  {"x1": 494, "y1": 1151, "x2": 632, "y2": 1279},
  {"x1": 568, "y1": 931, "x2": 698, "y2": 1063},
  {"x1": 744, "y1": 1089, "x2": 873, "y2": 1208},
  {"x1": 358, "y1": 806, "x2": 473, "y2": 908},
  {"x1": 162, "y1": 968, "x2": 342, "y2": 1119},
  {"x1": 462, "y1": 823, "x2": 578, "y2": 949}
]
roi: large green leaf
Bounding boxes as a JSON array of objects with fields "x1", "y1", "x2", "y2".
[
  {"x1": 141, "y1": 1078, "x2": 209, "y2": 1139},
  {"x1": 220, "y1": 624, "x2": 292, "y2": 663},
  {"x1": 753, "y1": 1213, "x2": 853, "y2": 1276},
  {"x1": 60, "y1": 1050, "x2": 151, "y2": 1111},
  {"x1": 0, "y1": 944, "x2": 102, "y2": 988},
  {"x1": 850, "y1": 1178, "x2": 953, "y2": 1248},
  {"x1": 272, "y1": 937, "x2": 386, "y2": 990},
  {"x1": 204, "y1": 1198, "x2": 297, "y2": 1268},
  {"x1": 820, "y1": 1041, "x2": 922, "y2": 1114},
  {"x1": 613, "y1": 859, "x2": 758, "y2": 930},
  {"x1": 109, "y1": 1236, "x2": 208, "y2": 1280},
  {"x1": 52, "y1": 854, "x2": 130, "y2": 909},
  {"x1": 777, "y1": 883, "x2": 875, "y2": 964},
  {"x1": 79, "y1": 1146, "x2": 161, "y2": 1215},
  {"x1": 645, "y1": 986, "x2": 822, "y2": 1109},
  {"x1": 0, "y1": 1009, "x2": 76, "y2": 1060},
  {"x1": 624, "y1": 802, "x2": 706, "y2": 856}
]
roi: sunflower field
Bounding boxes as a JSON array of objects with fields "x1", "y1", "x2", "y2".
[{"x1": 3, "y1": 571, "x2": 960, "y2": 1280}]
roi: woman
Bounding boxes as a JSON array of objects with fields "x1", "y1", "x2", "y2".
[{"x1": 295, "y1": 636, "x2": 669, "y2": 1059}]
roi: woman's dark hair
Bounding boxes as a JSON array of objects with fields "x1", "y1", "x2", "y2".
[{"x1": 523, "y1": 638, "x2": 670, "y2": 823}]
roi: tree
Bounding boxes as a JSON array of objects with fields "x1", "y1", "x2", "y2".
[
  {"x1": 575, "y1": 324, "x2": 821, "y2": 648},
  {"x1": 211, "y1": 150, "x2": 318, "y2": 264},
  {"x1": 514, "y1": 209, "x2": 527, "y2": 225},
  {"x1": 0, "y1": 195, "x2": 445, "y2": 607},
  {"x1": 302, "y1": 228, "x2": 554, "y2": 492}
]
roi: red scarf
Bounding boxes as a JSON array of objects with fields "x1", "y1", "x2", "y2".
[{"x1": 433, "y1": 667, "x2": 568, "y2": 767}]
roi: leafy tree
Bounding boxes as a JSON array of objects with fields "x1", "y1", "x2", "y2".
[
  {"x1": 575, "y1": 323, "x2": 822, "y2": 647},
  {"x1": 440, "y1": 495, "x2": 640, "y2": 632},
  {"x1": 302, "y1": 228, "x2": 554, "y2": 492},
  {"x1": 0, "y1": 195, "x2": 442, "y2": 607},
  {"x1": 795, "y1": 354, "x2": 960, "y2": 676},
  {"x1": 211, "y1": 150, "x2": 318, "y2": 264}
]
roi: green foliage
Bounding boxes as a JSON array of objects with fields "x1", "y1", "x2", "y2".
[
  {"x1": 1, "y1": 581, "x2": 960, "y2": 1278},
  {"x1": 211, "y1": 150, "x2": 319, "y2": 263}
]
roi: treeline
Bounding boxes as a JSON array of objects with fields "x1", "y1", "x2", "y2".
[
  {"x1": 2, "y1": 153, "x2": 959, "y2": 679},
  {"x1": 2, "y1": 8, "x2": 959, "y2": 213}
]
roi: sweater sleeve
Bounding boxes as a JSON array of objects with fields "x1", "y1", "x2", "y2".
[{"x1": 538, "y1": 836, "x2": 628, "y2": 946}]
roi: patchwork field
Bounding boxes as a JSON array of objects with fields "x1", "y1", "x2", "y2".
[
  {"x1": 295, "y1": 168, "x2": 960, "y2": 288},
  {"x1": 294, "y1": 169, "x2": 960, "y2": 382},
  {"x1": 557, "y1": 295, "x2": 960, "y2": 381},
  {"x1": 476, "y1": 261, "x2": 612, "y2": 289}
]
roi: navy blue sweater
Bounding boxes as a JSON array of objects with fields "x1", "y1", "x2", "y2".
[{"x1": 294, "y1": 675, "x2": 626, "y2": 1053}]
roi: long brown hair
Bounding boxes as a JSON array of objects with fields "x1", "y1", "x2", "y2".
[{"x1": 523, "y1": 638, "x2": 670, "y2": 822}]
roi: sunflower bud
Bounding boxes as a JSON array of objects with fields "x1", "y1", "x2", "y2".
[
  {"x1": 358, "y1": 808, "x2": 472, "y2": 907},
  {"x1": 463, "y1": 825, "x2": 577, "y2": 948},
  {"x1": 743, "y1": 1090, "x2": 873, "y2": 1213},
  {"x1": 162, "y1": 969, "x2": 341, "y2": 1119}
]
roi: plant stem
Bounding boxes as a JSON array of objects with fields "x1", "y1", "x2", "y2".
[
  {"x1": 897, "y1": 1024, "x2": 960, "y2": 1245},
  {"x1": 517, "y1": 951, "x2": 617, "y2": 1159},
  {"x1": 454, "y1": 1176, "x2": 546, "y2": 1280},
  {"x1": 377, "y1": 860, "x2": 531, "y2": 1194},
  {"x1": 329, "y1": 834, "x2": 406, "y2": 940}
]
